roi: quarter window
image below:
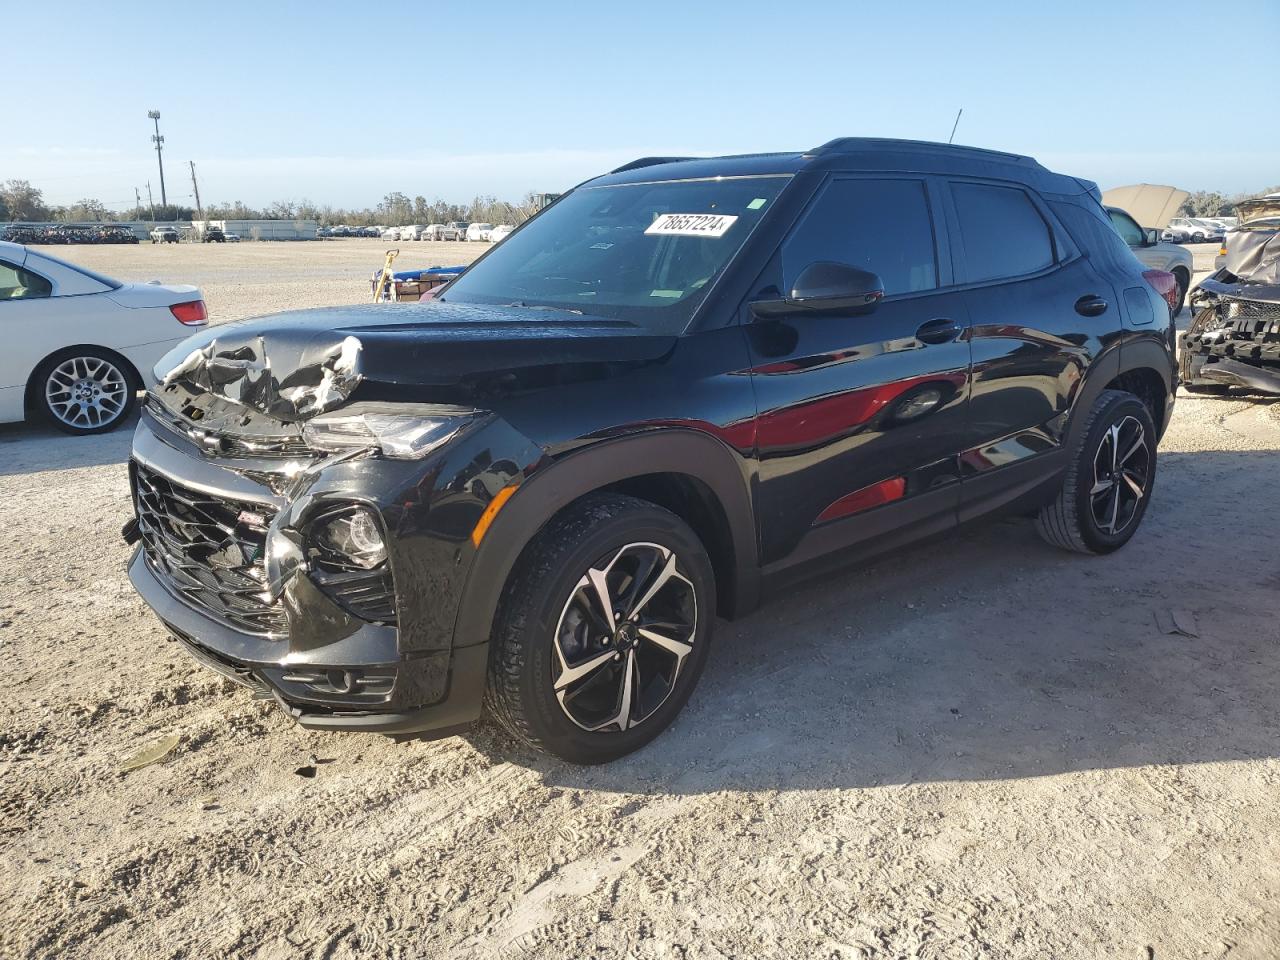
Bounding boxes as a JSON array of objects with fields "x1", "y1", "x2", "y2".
[
  {"x1": 0, "y1": 260, "x2": 52, "y2": 300},
  {"x1": 783, "y1": 179, "x2": 938, "y2": 296},
  {"x1": 951, "y1": 182, "x2": 1055, "y2": 282}
]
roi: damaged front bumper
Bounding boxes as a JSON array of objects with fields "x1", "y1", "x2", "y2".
[
  {"x1": 1180, "y1": 276, "x2": 1280, "y2": 394},
  {"x1": 124, "y1": 404, "x2": 490, "y2": 737}
]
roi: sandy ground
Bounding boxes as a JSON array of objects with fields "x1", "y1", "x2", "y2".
[{"x1": 3, "y1": 242, "x2": 1280, "y2": 960}]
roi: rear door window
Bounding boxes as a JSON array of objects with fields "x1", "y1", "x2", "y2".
[
  {"x1": 782, "y1": 178, "x2": 938, "y2": 297},
  {"x1": 950, "y1": 182, "x2": 1056, "y2": 283}
]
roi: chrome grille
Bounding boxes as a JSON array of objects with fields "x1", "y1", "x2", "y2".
[{"x1": 132, "y1": 462, "x2": 288, "y2": 636}]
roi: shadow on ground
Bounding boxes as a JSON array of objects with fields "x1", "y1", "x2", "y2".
[
  {"x1": 489, "y1": 449, "x2": 1280, "y2": 796},
  {"x1": 0, "y1": 411, "x2": 137, "y2": 477}
]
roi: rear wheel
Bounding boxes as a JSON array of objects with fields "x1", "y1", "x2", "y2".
[
  {"x1": 1171, "y1": 268, "x2": 1189, "y2": 318},
  {"x1": 1036, "y1": 390, "x2": 1156, "y2": 554},
  {"x1": 37, "y1": 350, "x2": 137, "y2": 435},
  {"x1": 486, "y1": 494, "x2": 715, "y2": 764}
]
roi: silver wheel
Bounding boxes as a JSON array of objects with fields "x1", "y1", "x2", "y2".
[
  {"x1": 44, "y1": 355, "x2": 130, "y2": 430},
  {"x1": 1089, "y1": 415, "x2": 1150, "y2": 536},
  {"x1": 552, "y1": 542, "x2": 697, "y2": 733}
]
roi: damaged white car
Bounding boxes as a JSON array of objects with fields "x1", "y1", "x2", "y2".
[{"x1": 1181, "y1": 194, "x2": 1280, "y2": 394}]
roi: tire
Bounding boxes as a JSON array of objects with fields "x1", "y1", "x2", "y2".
[
  {"x1": 1191, "y1": 233, "x2": 1205, "y2": 243},
  {"x1": 1171, "y1": 268, "x2": 1189, "y2": 318},
  {"x1": 486, "y1": 493, "x2": 716, "y2": 764},
  {"x1": 36, "y1": 349, "x2": 138, "y2": 435},
  {"x1": 1036, "y1": 390, "x2": 1157, "y2": 555}
]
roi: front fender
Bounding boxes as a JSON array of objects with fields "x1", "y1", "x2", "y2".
[{"x1": 450, "y1": 428, "x2": 759, "y2": 654}]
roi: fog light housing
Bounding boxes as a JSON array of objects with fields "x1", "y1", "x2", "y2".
[{"x1": 312, "y1": 507, "x2": 387, "y2": 570}]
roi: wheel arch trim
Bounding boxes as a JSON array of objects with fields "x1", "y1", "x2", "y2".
[{"x1": 450, "y1": 429, "x2": 759, "y2": 653}]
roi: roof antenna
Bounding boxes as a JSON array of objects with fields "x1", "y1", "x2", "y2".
[{"x1": 948, "y1": 108, "x2": 964, "y2": 144}]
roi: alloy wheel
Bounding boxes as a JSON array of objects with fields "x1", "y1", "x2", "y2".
[
  {"x1": 552, "y1": 542, "x2": 697, "y2": 732},
  {"x1": 45, "y1": 356, "x2": 129, "y2": 430},
  {"x1": 1089, "y1": 415, "x2": 1150, "y2": 535}
]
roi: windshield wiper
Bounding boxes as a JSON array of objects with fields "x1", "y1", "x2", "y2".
[{"x1": 504, "y1": 300, "x2": 585, "y2": 315}]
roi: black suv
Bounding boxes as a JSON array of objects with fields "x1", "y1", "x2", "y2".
[{"x1": 125, "y1": 138, "x2": 1177, "y2": 763}]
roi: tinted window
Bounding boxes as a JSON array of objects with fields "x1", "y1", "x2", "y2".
[
  {"x1": 0, "y1": 260, "x2": 52, "y2": 300},
  {"x1": 951, "y1": 182, "x2": 1055, "y2": 282},
  {"x1": 783, "y1": 179, "x2": 937, "y2": 296},
  {"x1": 1107, "y1": 208, "x2": 1144, "y2": 246}
]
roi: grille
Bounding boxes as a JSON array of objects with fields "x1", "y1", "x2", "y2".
[
  {"x1": 133, "y1": 462, "x2": 288, "y2": 636},
  {"x1": 1182, "y1": 299, "x2": 1280, "y2": 363}
]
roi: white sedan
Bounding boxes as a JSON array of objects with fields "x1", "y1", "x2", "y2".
[
  {"x1": 488, "y1": 224, "x2": 515, "y2": 243},
  {"x1": 0, "y1": 240, "x2": 206, "y2": 435}
]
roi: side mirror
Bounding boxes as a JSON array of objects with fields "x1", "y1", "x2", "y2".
[
  {"x1": 752, "y1": 262, "x2": 885, "y2": 320},
  {"x1": 1143, "y1": 228, "x2": 1161, "y2": 247}
]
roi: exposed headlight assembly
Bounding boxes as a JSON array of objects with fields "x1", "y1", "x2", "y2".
[{"x1": 301, "y1": 403, "x2": 482, "y2": 459}]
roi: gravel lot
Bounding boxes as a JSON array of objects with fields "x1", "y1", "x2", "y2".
[{"x1": 3, "y1": 241, "x2": 1279, "y2": 960}]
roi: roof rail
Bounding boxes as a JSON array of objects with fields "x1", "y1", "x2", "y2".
[
  {"x1": 610, "y1": 156, "x2": 696, "y2": 174},
  {"x1": 803, "y1": 137, "x2": 1029, "y2": 163}
]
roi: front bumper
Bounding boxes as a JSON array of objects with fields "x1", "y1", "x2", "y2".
[
  {"x1": 125, "y1": 409, "x2": 493, "y2": 736},
  {"x1": 129, "y1": 546, "x2": 488, "y2": 734}
]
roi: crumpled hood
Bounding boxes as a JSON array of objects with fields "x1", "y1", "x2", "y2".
[{"x1": 153, "y1": 301, "x2": 677, "y2": 423}]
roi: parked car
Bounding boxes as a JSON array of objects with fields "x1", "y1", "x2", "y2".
[
  {"x1": 150, "y1": 226, "x2": 179, "y2": 244},
  {"x1": 421, "y1": 224, "x2": 447, "y2": 240},
  {"x1": 466, "y1": 222, "x2": 494, "y2": 242},
  {"x1": 381, "y1": 228, "x2": 401, "y2": 241},
  {"x1": 400, "y1": 225, "x2": 426, "y2": 241},
  {"x1": 1181, "y1": 193, "x2": 1280, "y2": 394},
  {"x1": 1106, "y1": 206, "x2": 1194, "y2": 316},
  {"x1": 202, "y1": 226, "x2": 226, "y2": 243},
  {"x1": 0, "y1": 240, "x2": 206, "y2": 434},
  {"x1": 488, "y1": 224, "x2": 515, "y2": 243},
  {"x1": 1164, "y1": 217, "x2": 1226, "y2": 243},
  {"x1": 124, "y1": 138, "x2": 1177, "y2": 763},
  {"x1": 444, "y1": 221, "x2": 470, "y2": 241},
  {"x1": 224, "y1": 232, "x2": 241, "y2": 243}
]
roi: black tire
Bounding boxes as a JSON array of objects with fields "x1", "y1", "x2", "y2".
[
  {"x1": 485, "y1": 493, "x2": 716, "y2": 764},
  {"x1": 1036, "y1": 390, "x2": 1157, "y2": 555},
  {"x1": 1191, "y1": 232, "x2": 1205, "y2": 243},
  {"x1": 35, "y1": 349, "x2": 139, "y2": 435},
  {"x1": 1171, "y1": 268, "x2": 1189, "y2": 318}
]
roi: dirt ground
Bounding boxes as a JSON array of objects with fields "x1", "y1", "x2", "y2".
[{"x1": 3, "y1": 241, "x2": 1279, "y2": 960}]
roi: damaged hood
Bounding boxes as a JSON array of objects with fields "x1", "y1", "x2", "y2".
[
  {"x1": 1222, "y1": 195, "x2": 1280, "y2": 284},
  {"x1": 153, "y1": 301, "x2": 677, "y2": 423}
]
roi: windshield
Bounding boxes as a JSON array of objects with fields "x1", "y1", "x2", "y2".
[{"x1": 441, "y1": 175, "x2": 788, "y2": 333}]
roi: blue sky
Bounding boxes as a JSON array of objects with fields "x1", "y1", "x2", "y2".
[{"x1": 8, "y1": 0, "x2": 1277, "y2": 211}]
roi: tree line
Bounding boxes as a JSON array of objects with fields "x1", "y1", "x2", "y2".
[
  {"x1": 0, "y1": 180, "x2": 543, "y2": 226},
  {"x1": 4, "y1": 177, "x2": 1274, "y2": 226}
]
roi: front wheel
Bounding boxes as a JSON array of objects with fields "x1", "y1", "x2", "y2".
[
  {"x1": 1036, "y1": 390, "x2": 1156, "y2": 554},
  {"x1": 486, "y1": 494, "x2": 715, "y2": 764}
]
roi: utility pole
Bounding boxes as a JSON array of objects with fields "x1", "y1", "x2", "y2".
[
  {"x1": 146, "y1": 181, "x2": 156, "y2": 221},
  {"x1": 188, "y1": 160, "x2": 203, "y2": 222},
  {"x1": 134, "y1": 187, "x2": 143, "y2": 220},
  {"x1": 147, "y1": 109, "x2": 167, "y2": 212}
]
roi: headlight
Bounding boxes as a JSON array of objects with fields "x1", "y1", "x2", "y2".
[
  {"x1": 312, "y1": 507, "x2": 387, "y2": 569},
  {"x1": 301, "y1": 403, "x2": 481, "y2": 459}
]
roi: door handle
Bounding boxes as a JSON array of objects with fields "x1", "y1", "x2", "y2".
[
  {"x1": 915, "y1": 318, "x2": 962, "y2": 344},
  {"x1": 1075, "y1": 295, "x2": 1109, "y2": 317}
]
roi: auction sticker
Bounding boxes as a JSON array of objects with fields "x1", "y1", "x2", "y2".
[{"x1": 645, "y1": 213, "x2": 738, "y2": 238}]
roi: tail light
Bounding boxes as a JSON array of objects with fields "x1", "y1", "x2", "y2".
[
  {"x1": 170, "y1": 299, "x2": 208, "y2": 326},
  {"x1": 1142, "y1": 269, "x2": 1178, "y2": 317}
]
